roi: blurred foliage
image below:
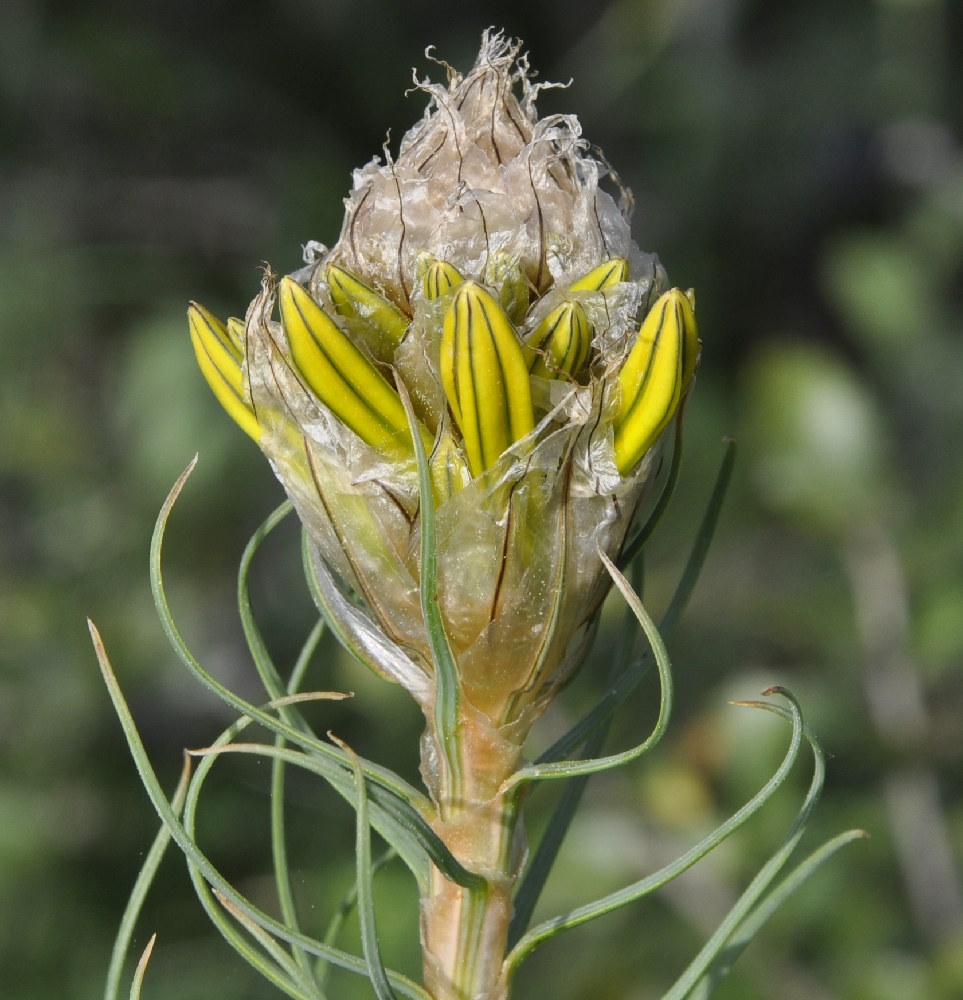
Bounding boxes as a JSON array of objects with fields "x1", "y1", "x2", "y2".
[{"x1": 1, "y1": 0, "x2": 962, "y2": 998}]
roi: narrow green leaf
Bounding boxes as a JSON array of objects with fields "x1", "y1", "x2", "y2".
[
  {"x1": 503, "y1": 552, "x2": 672, "y2": 791},
  {"x1": 340, "y1": 739, "x2": 399, "y2": 1000},
  {"x1": 210, "y1": 889, "x2": 324, "y2": 1000},
  {"x1": 238, "y1": 501, "x2": 309, "y2": 714},
  {"x1": 661, "y1": 692, "x2": 859, "y2": 1000},
  {"x1": 89, "y1": 620, "x2": 430, "y2": 1000},
  {"x1": 189, "y1": 738, "x2": 481, "y2": 892},
  {"x1": 682, "y1": 829, "x2": 867, "y2": 1000},
  {"x1": 504, "y1": 693, "x2": 805, "y2": 974},
  {"x1": 398, "y1": 379, "x2": 464, "y2": 805},
  {"x1": 318, "y1": 850, "x2": 397, "y2": 990},
  {"x1": 659, "y1": 437, "x2": 736, "y2": 636},
  {"x1": 510, "y1": 559, "x2": 645, "y2": 945},
  {"x1": 149, "y1": 459, "x2": 440, "y2": 879},
  {"x1": 272, "y1": 618, "x2": 328, "y2": 991},
  {"x1": 105, "y1": 759, "x2": 190, "y2": 1000},
  {"x1": 182, "y1": 712, "x2": 329, "y2": 1000},
  {"x1": 508, "y1": 723, "x2": 608, "y2": 949}
]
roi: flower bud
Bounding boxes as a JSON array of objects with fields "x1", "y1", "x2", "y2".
[
  {"x1": 188, "y1": 302, "x2": 260, "y2": 441},
  {"x1": 422, "y1": 259, "x2": 465, "y2": 301},
  {"x1": 326, "y1": 264, "x2": 410, "y2": 360},
  {"x1": 526, "y1": 301, "x2": 592, "y2": 379},
  {"x1": 440, "y1": 282, "x2": 535, "y2": 477},
  {"x1": 613, "y1": 288, "x2": 698, "y2": 474},
  {"x1": 568, "y1": 256, "x2": 629, "y2": 292},
  {"x1": 191, "y1": 31, "x2": 699, "y2": 742},
  {"x1": 279, "y1": 276, "x2": 416, "y2": 457}
]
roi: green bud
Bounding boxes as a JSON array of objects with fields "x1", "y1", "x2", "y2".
[{"x1": 423, "y1": 259, "x2": 465, "y2": 300}]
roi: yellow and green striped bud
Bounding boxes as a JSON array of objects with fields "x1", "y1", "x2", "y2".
[
  {"x1": 440, "y1": 282, "x2": 535, "y2": 478},
  {"x1": 279, "y1": 277, "x2": 420, "y2": 457},
  {"x1": 188, "y1": 302, "x2": 260, "y2": 441},
  {"x1": 568, "y1": 257, "x2": 629, "y2": 293},
  {"x1": 526, "y1": 301, "x2": 593, "y2": 379},
  {"x1": 423, "y1": 259, "x2": 465, "y2": 300},
  {"x1": 612, "y1": 288, "x2": 699, "y2": 474},
  {"x1": 326, "y1": 264, "x2": 410, "y2": 359}
]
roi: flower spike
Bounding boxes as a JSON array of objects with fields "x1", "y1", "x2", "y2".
[
  {"x1": 612, "y1": 288, "x2": 697, "y2": 474},
  {"x1": 279, "y1": 277, "x2": 416, "y2": 456},
  {"x1": 188, "y1": 303, "x2": 260, "y2": 441},
  {"x1": 441, "y1": 282, "x2": 535, "y2": 477}
]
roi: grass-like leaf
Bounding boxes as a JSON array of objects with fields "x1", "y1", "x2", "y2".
[
  {"x1": 90, "y1": 618, "x2": 432, "y2": 1000},
  {"x1": 317, "y1": 850, "x2": 397, "y2": 989},
  {"x1": 538, "y1": 437, "x2": 735, "y2": 766},
  {"x1": 399, "y1": 378, "x2": 463, "y2": 800},
  {"x1": 104, "y1": 758, "x2": 190, "y2": 1000},
  {"x1": 271, "y1": 618, "x2": 327, "y2": 991},
  {"x1": 508, "y1": 559, "x2": 644, "y2": 947},
  {"x1": 503, "y1": 689, "x2": 805, "y2": 975},
  {"x1": 338, "y1": 737, "x2": 399, "y2": 1000},
  {"x1": 661, "y1": 691, "x2": 865, "y2": 1000},
  {"x1": 502, "y1": 552, "x2": 672, "y2": 791},
  {"x1": 149, "y1": 458, "x2": 448, "y2": 884}
]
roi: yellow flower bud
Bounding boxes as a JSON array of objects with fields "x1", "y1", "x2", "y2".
[
  {"x1": 326, "y1": 263, "x2": 410, "y2": 359},
  {"x1": 568, "y1": 257, "x2": 629, "y2": 293},
  {"x1": 188, "y1": 302, "x2": 260, "y2": 441},
  {"x1": 613, "y1": 288, "x2": 697, "y2": 474},
  {"x1": 279, "y1": 276, "x2": 416, "y2": 456},
  {"x1": 423, "y1": 259, "x2": 465, "y2": 300},
  {"x1": 440, "y1": 282, "x2": 535, "y2": 477},
  {"x1": 526, "y1": 301, "x2": 592, "y2": 379}
]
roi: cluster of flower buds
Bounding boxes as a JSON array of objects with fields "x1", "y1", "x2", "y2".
[{"x1": 189, "y1": 32, "x2": 699, "y2": 740}]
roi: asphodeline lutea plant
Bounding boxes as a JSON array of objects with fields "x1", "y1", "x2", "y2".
[
  {"x1": 190, "y1": 32, "x2": 696, "y2": 999},
  {"x1": 96, "y1": 29, "x2": 864, "y2": 1000}
]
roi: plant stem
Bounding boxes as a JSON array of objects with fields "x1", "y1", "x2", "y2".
[{"x1": 420, "y1": 709, "x2": 525, "y2": 1000}]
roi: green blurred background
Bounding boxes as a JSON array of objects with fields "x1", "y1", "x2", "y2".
[{"x1": 2, "y1": 0, "x2": 962, "y2": 997}]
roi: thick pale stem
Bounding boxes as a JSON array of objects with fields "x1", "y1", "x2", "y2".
[{"x1": 420, "y1": 710, "x2": 525, "y2": 1000}]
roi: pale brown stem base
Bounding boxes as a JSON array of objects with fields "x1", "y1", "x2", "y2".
[{"x1": 419, "y1": 711, "x2": 525, "y2": 1000}]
